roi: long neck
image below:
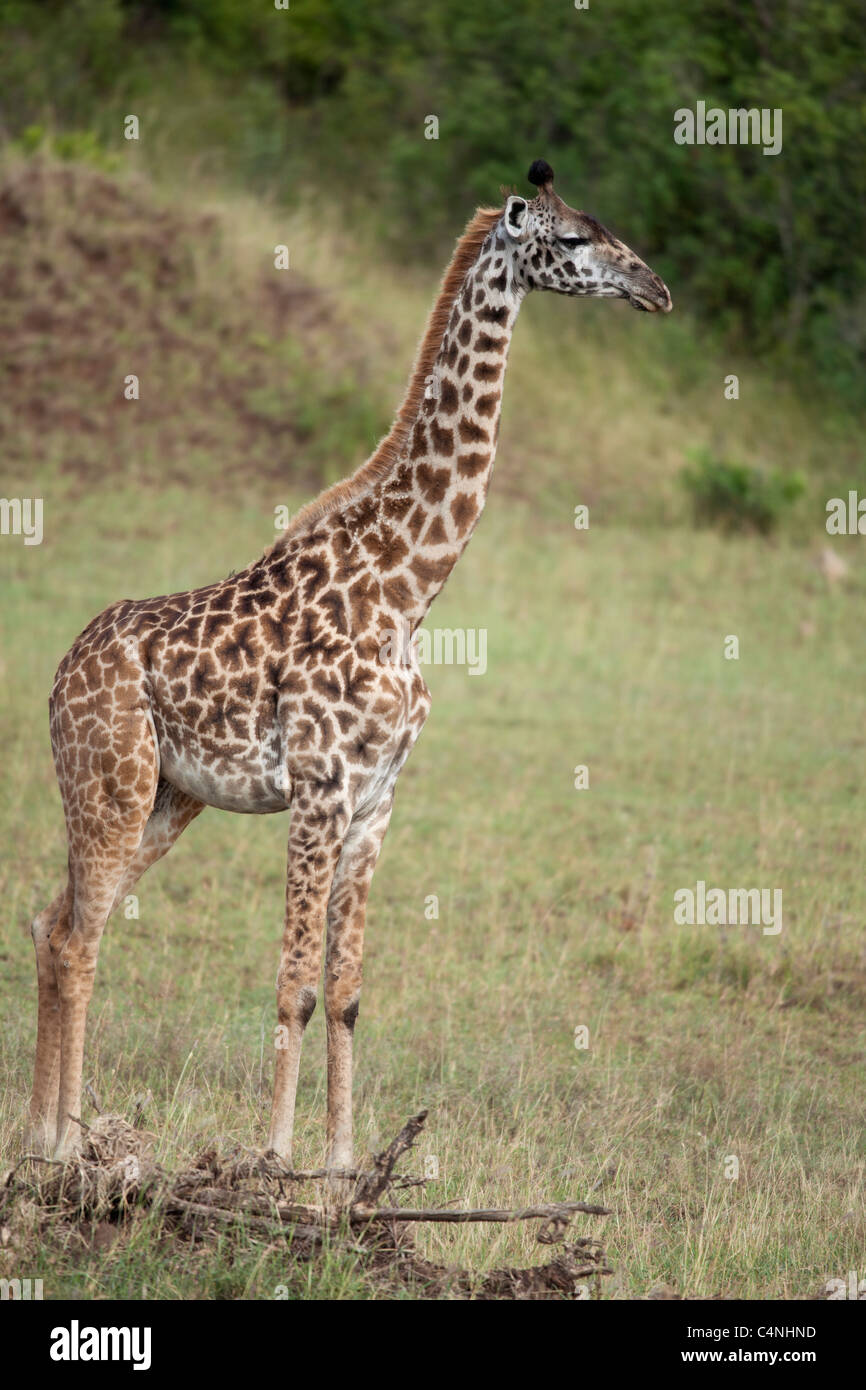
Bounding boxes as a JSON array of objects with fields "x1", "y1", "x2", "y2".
[{"x1": 369, "y1": 226, "x2": 523, "y2": 628}]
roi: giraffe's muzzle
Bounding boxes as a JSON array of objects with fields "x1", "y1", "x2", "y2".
[{"x1": 624, "y1": 273, "x2": 672, "y2": 313}]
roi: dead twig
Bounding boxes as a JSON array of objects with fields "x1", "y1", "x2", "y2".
[
  {"x1": 352, "y1": 1109, "x2": 428, "y2": 1207},
  {"x1": 0, "y1": 1154, "x2": 66, "y2": 1216}
]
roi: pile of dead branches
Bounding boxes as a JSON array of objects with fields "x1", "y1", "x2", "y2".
[{"x1": 0, "y1": 1110, "x2": 612, "y2": 1299}]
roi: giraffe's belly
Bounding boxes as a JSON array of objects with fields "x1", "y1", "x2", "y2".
[
  {"x1": 153, "y1": 710, "x2": 291, "y2": 815},
  {"x1": 159, "y1": 741, "x2": 291, "y2": 813}
]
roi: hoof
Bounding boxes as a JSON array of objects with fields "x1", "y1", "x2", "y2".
[
  {"x1": 264, "y1": 1145, "x2": 292, "y2": 1168},
  {"x1": 52, "y1": 1127, "x2": 83, "y2": 1162},
  {"x1": 325, "y1": 1151, "x2": 356, "y2": 1209},
  {"x1": 22, "y1": 1120, "x2": 55, "y2": 1157},
  {"x1": 324, "y1": 1173, "x2": 355, "y2": 1211}
]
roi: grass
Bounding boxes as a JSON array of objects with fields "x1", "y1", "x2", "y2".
[{"x1": 0, "y1": 156, "x2": 864, "y2": 1299}]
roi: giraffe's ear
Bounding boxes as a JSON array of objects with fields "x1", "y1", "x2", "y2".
[{"x1": 503, "y1": 195, "x2": 531, "y2": 240}]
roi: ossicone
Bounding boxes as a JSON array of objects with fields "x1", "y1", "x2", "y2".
[{"x1": 527, "y1": 159, "x2": 555, "y2": 191}]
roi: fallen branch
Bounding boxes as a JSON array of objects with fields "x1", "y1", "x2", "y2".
[
  {"x1": 164, "y1": 1194, "x2": 325, "y2": 1247},
  {"x1": 349, "y1": 1200, "x2": 611, "y2": 1224}
]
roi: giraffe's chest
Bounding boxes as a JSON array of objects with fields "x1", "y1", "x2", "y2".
[{"x1": 280, "y1": 655, "x2": 431, "y2": 816}]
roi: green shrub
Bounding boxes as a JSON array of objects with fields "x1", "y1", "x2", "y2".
[
  {"x1": 680, "y1": 447, "x2": 804, "y2": 535},
  {"x1": 13, "y1": 124, "x2": 120, "y2": 171}
]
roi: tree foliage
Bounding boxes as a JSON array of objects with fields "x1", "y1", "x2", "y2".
[{"x1": 1, "y1": 0, "x2": 863, "y2": 397}]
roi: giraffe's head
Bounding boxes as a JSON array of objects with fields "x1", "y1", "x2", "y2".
[{"x1": 502, "y1": 159, "x2": 672, "y2": 313}]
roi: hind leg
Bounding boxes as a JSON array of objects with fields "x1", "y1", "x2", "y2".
[
  {"x1": 27, "y1": 885, "x2": 71, "y2": 1152},
  {"x1": 27, "y1": 782, "x2": 202, "y2": 1154},
  {"x1": 46, "y1": 684, "x2": 163, "y2": 1157},
  {"x1": 108, "y1": 779, "x2": 204, "y2": 916},
  {"x1": 53, "y1": 778, "x2": 202, "y2": 1158}
]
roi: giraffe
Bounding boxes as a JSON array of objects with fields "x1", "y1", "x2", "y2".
[{"x1": 27, "y1": 160, "x2": 671, "y2": 1168}]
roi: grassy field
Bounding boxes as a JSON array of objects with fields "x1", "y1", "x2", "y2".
[{"x1": 1, "y1": 158, "x2": 864, "y2": 1300}]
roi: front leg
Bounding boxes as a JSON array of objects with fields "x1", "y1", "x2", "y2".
[
  {"x1": 267, "y1": 789, "x2": 349, "y2": 1164},
  {"x1": 324, "y1": 791, "x2": 395, "y2": 1171}
]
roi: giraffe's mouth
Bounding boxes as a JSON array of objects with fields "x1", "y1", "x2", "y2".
[{"x1": 624, "y1": 283, "x2": 673, "y2": 313}]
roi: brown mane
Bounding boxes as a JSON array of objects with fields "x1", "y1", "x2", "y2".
[{"x1": 275, "y1": 204, "x2": 503, "y2": 546}]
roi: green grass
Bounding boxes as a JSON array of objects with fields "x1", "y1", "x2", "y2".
[
  {"x1": 0, "y1": 158, "x2": 864, "y2": 1299},
  {"x1": 2, "y1": 489, "x2": 864, "y2": 1298}
]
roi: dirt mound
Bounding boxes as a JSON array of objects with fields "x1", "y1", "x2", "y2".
[{"x1": 0, "y1": 157, "x2": 382, "y2": 494}]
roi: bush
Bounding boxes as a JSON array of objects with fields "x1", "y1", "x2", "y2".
[{"x1": 680, "y1": 447, "x2": 804, "y2": 535}]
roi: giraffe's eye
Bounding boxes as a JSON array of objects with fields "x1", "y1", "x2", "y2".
[{"x1": 559, "y1": 235, "x2": 590, "y2": 249}]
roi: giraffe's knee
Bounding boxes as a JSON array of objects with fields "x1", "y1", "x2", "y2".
[
  {"x1": 50, "y1": 927, "x2": 99, "y2": 1000},
  {"x1": 341, "y1": 995, "x2": 360, "y2": 1031},
  {"x1": 325, "y1": 980, "x2": 361, "y2": 1032},
  {"x1": 277, "y1": 982, "x2": 318, "y2": 1030},
  {"x1": 297, "y1": 986, "x2": 317, "y2": 1026},
  {"x1": 47, "y1": 918, "x2": 73, "y2": 962},
  {"x1": 32, "y1": 890, "x2": 68, "y2": 950},
  {"x1": 31, "y1": 913, "x2": 53, "y2": 956},
  {"x1": 31, "y1": 913, "x2": 61, "y2": 990}
]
